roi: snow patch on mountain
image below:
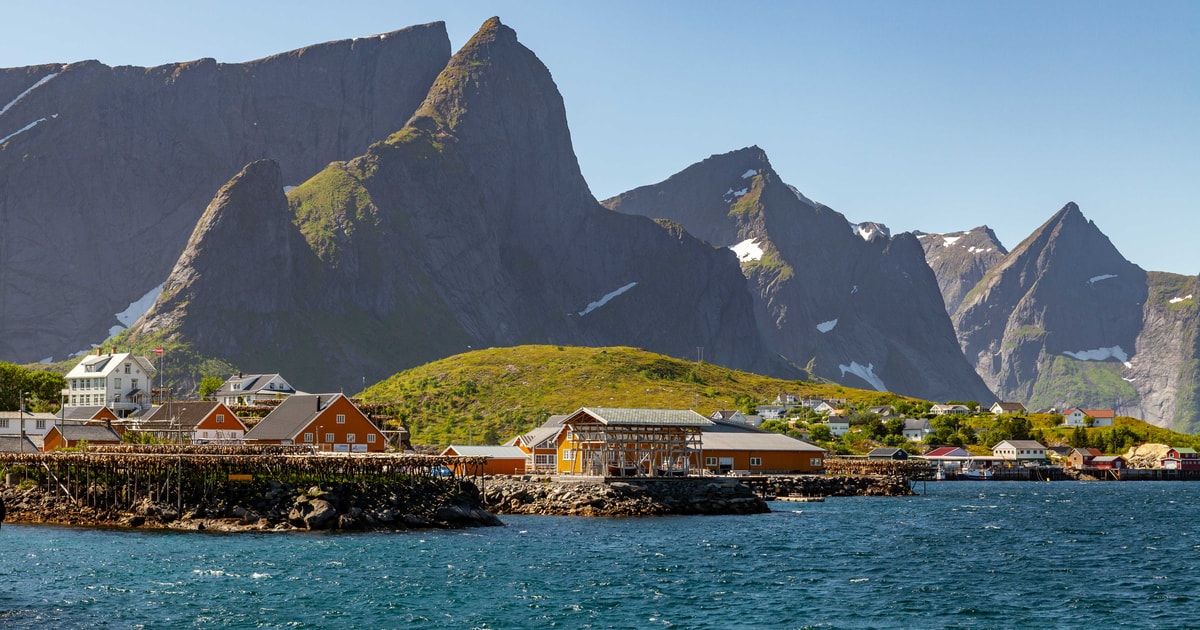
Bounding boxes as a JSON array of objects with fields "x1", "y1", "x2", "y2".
[
  {"x1": 816, "y1": 319, "x2": 838, "y2": 333},
  {"x1": 1169, "y1": 294, "x2": 1193, "y2": 304},
  {"x1": 0, "y1": 72, "x2": 58, "y2": 119},
  {"x1": 839, "y1": 361, "x2": 887, "y2": 391},
  {"x1": 578, "y1": 282, "x2": 638, "y2": 317},
  {"x1": 729, "y1": 238, "x2": 763, "y2": 262},
  {"x1": 1087, "y1": 274, "x2": 1118, "y2": 286},
  {"x1": 1062, "y1": 345, "x2": 1128, "y2": 363},
  {"x1": 113, "y1": 283, "x2": 165, "y2": 331}
]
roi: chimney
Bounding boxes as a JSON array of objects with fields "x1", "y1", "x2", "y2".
[
  {"x1": 96, "y1": 347, "x2": 102, "y2": 355},
  {"x1": 316, "y1": 395, "x2": 321, "y2": 410}
]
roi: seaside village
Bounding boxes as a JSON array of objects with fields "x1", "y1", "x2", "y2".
[{"x1": 3, "y1": 349, "x2": 1199, "y2": 480}]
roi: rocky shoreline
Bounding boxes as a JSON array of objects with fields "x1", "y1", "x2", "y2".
[
  {"x1": 483, "y1": 477, "x2": 770, "y2": 516},
  {"x1": 0, "y1": 479, "x2": 501, "y2": 532}
]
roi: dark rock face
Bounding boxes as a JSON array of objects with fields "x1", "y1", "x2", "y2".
[
  {"x1": 483, "y1": 477, "x2": 770, "y2": 516},
  {"x1": 915, "y1": 227, "x2": 1008, "y2": 314},
  {"x1": 133, "y1": 18, "x2": 766, "y2": 391},
  {"x1": 0, "y1": 23, "x2": 451, "y2": 362},
  {"x1": 604, "y1": 147, "x2": 995, "y2": 403},
  {"x1": 952, "y1": 204, "x2": 1153, "y2": 413}
]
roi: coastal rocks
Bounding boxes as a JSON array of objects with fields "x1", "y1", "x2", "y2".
[
  {"x1": 758, "y1": 474, "x2": 912, "y2": 498},
  {"x1": 482, "y1": 478, "x2": 770, "y2": 516},
  {"x1": 0, "y1": 478, "x2": 502, "y2": 532},
  {"x1": 1124, "y1": 443, "x2": 1170, "y2": 469}
]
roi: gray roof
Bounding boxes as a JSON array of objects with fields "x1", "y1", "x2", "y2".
[
  {"x1": 0, "y1": 435, "x2": 40, "y2": 453},
  {"x1": 442, "y1": 445, "x2": 527, "y2": 459},
  {"x1": 139, "y1": 401, "x2": 222, "y2": 432},
  {"x1": 216, "y1": 373, "x2": 295, "y2": 397},
  {"x1": 63, "y1": 406, "x2": 110, "y2": 420},
  {"x1": 243, "y1": 393, "x2": 346, "y2": 441},
  {"x1": 57, "y1": 424, "x2": 122, "y2": 442},
  {"x1": 0, "y1": 411, "x2": 57, "y2": 422},
  {"x1": 520, "y1": 426, "x2": 562, "y2": 448},
  {"x1": 541, "y1": 414, "x2": 569, "y2": 427},
  {"x1": 903, "y1": 418, "x2": 931, "y2": 431},
  {"x1": 572, "y1": 408, "x2": 714, "y2": 427},
  {"x1": 701, "y1": 423, "x2": 825, "y2": 452},
  {"x1": 868, "y1": 447, "x2": 907, "y2": 457}
]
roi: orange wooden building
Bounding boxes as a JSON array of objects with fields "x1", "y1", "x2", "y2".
[
  {"x1": 699, "y1": 420, "x2": 827, "y2": 474},
  {"x1": 41, "y1": 424, "x2": 123, "y2": 451},
  {"x1": 243, "y1": 393, "x2": 385, "y2": 452},
  {"x1": 138, "y1": 401, "x2": 248, "y2": 444}
]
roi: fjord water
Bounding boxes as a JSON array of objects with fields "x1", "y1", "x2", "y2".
[{"x1": 2, "y1": 482, "x2": 1196, "y2": 628}]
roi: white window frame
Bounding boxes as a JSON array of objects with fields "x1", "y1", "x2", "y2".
[
  {"x1": 336, "y1": 414, "x2": 346, "y2": 424},
  {"x1": 750, "y1": 457, "x2": 762, "y2": 467},
  {"x1": 347, "y1": 433, "x2": 356, "y2": 443},
  {"x1": 304, "y1": 433, "x2": 313, "y2": 443},
  {"x1": 216, "y1": 414, "x2": 225, "y2": 424},
  {"x1": 562, "y1": 449, "x2": 574, "y2": 461},
  {"x1": 325, "y1": 432, "x2": 335, "y2": 443},
  {"x1": 810, "y1": 457, "x2": 823, "y2": 467},
  {"x1": 367, "y1": 433, "x2": 376, "y2": 443},
  {"x1": 705, "y1": 456, "x2": 717, "y2": 466}
]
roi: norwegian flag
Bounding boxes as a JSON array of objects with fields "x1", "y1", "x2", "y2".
[{"x1": 153, "y1": 347, "x2": 164, "y2": 356}]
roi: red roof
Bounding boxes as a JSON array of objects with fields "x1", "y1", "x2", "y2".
[
  {"x1": 925, "y1": 446, "x2": 970, "y2": 457},
  {"x1": 1081, "y1": 409, "x2": 1116, "y2": 418}
]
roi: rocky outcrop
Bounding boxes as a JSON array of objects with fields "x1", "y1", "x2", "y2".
[
  {"x1": 132, "y1": 18, "x2": 766, "y2": 391},
  {"x1": 0, "y1": 22, "x2": 451, "y2": 363},
  {"x1": 604, "y1": 147, "x2": 994, "y2": 403},
  {"x1": 2, "y1": 479, "x2": 501, "y2": 531},
  {"x1": 915, "y1": 227, "x2": 1008, "y2": 314},
  {"x1": 758, "y1": 474, "x2": 912, "y2": 497},
  {"x1": 482, "y1": 478, "x2": 769, "y2": 516}
]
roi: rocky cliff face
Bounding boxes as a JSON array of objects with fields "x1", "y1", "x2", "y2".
[
  {"x1": 132, "y1": 18, "x2": 766, "y2": 391},
  {"x1": 915, "y1": 227, "x2": 1008, "y2": 314},
  {"x1": 0, "y1": 23, "x2": 450, "y2": 362},
  {"x1": 604, "y1": 147, "x2": 995, "y2": 403},
  {"x1": 952, "y1": 204, "x2": 1158, "y2": 414}
]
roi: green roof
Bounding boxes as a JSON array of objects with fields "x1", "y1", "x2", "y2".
[{"x1": 573, "y1": 407, "x2": 714, "y2": 427}]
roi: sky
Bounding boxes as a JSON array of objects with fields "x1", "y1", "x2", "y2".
[{"x1": 4, "y1": 1, "x2": 1197, "y2": 273}]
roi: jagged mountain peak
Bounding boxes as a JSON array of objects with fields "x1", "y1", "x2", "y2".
[{"x1": 917, "y1": 225, "x2": 1008, "y2": 314}]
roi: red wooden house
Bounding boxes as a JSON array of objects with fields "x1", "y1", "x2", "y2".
[
  {"x1": 1163, "y1": 447, "x2": 1200, "y2": 471},
  {"x1": 243, "y1": 393, "x2": 385, "y2": 452}
]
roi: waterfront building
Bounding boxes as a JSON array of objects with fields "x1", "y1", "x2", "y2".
[
  {"x1": 41, "y1": 424, "x2": 122, "y2": 451},
  {"x1": 243, "y1": 393, "x2": 385, "y2": 452},
  {"x1": 699, "y1": 419, "x2": 826, "y2": 474},
  {"x1": 441, "y1": 445, "x2": 529, "y2": 475},
  {"x1": 556, "y1": 408, "x2": 711, "y2": 477},
  {"x1": 992, "y1": 439, "x2": 1047, "y2": 463}
]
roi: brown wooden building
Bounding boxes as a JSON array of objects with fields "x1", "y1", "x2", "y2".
[{"x1": 243, "y1": 393, "x2": 385, "y2": 452}]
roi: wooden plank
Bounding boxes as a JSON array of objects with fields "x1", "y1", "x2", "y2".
[{"x1": 228, "y1": 473, "x2": 253, "y2": 481}]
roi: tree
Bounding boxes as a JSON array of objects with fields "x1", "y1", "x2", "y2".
[
  {"x1": 1069, "y1": 426, "x2": 1089, "y2": 448},
  {"x1": 199, "y1": 375, "x2": 224, "y2": 400},
  {"x1": 808, "y1": 423, "x2": 834, "y2": 442}
]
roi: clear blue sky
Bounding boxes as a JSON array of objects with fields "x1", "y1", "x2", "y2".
[{"x1": 5, "y1": 1, "x2": 1197, "y2": 273}]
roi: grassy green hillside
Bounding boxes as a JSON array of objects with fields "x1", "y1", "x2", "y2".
[{"x1": 359, "y1": 345, "x2": 910, "y2": 447}]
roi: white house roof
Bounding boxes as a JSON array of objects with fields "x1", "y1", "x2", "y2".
[
  {"x1": 442, "y1": 445, "x2": 527, "y2": 459},
  {"x1": 66, "y1": 352, "x2": 156, "y2": 379}
]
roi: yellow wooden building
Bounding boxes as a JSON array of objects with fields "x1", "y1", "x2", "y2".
[{"x1": 556, "y1": 407, "x2": 711, "y2": 477}]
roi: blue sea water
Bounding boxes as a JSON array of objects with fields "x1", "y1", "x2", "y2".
[{"x1": 2, "y1": 481, "x2": 1198, "y2": 629}]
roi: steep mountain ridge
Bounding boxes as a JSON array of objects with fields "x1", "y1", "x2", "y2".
[
  {"x1": 604, "y1": 147, "x2": 995, "y2": 403},
  {"x1": 132, "y1": 18, "x2": 767, "y2": 391},
  {"x1": 0, "y1": 23, "x2": 451, "y2": 362},
  {"x1": 915, "y1": 227, "x2": 1008, "y2": 314}
]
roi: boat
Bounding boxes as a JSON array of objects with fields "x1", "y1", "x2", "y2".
[{"x1": 958, "y1": 466, "x2": 994, "y2": 480}]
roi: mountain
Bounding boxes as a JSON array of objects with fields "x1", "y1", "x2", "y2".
[
  {"x1": 603, "y1": 147, "x2": 995, "y2": 403},
  {"x1": 950, "y1": 203, "x2": 1200, "y2": 430},
  {"x1": 915, "y1": 227, "x2": 1008, "y2": 313},
  {"x1": 130, "y1": 18, "x2": 767, "y2": 392},
  {"x1": 0, "y1": 23, "x2": 451, "y2": 363}
]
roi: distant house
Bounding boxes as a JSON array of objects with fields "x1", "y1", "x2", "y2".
[
  {"x1": 64, "y1": 351, "x2": 156, "y2": 415},
  {"x1": 63, "y1": 406, "x2": 123, "y2": 433},
  {"x1": 992, "y1": 440, "x2": 1047, "y2": 462},
  {"x1": 868, "y1": 405, "x2": 896, "y2": 418},
  {"x1": 1163, "y1": 447, "x2": 1200, "y2": 471},
  {"x1": 924, "y1": 446, "x2": 972, "y2": 459},
  {"x1": 710, "y1": 410, "x2": 750, "y2": 424},
  {"x1": 799, "y1": 398, "x2": 825, "y2": 410},
  {"x1": 813, "y1": 402, "x2": 837, "y2": 414},
  {"x1": 215, "y1": 373, "x2": 299, "y2": 407},
  {"x1": 867, "y1": 447, "x2": 908, "y2": 461},
  {"x1": 756, "y1": 405, "x2": 787, "y2": 420},
  {"x1": 931, "y1": 404, "x2": 971, "y2": 416},
  {"x1": 1068, "y1": 447, "x2": 1103, "y2": 469},
  {"x1": 701, "y1": 419, "x2": 827, "y2": 474},
  {"x1": 1062, "y1": 408, "x2": 1116, "y2": 427},
  {"x1": 990, "y1": 402, "x2": 1027, "y2": 415},
  {"x1": 0, "y1": 411, "x2": 58, "y2": 439},
  {"x1": 243, "y1": 393, "x2": 384, "y2": 452},
  {"x1": 901, "y1": 418, "x2": 933, "y2": 442},
  {"x1": 137, "y1": 401, "x2": 247, "y2": 444},
  {"x1": 41, "y1": 424, "x2": 122, "y2": 451},
  {"x1": 512, "y1": 423, "x2": 566, "y2": 473},
  {"x1": 1092, "y1": 456, "x2": 1125, "y2": 470},
  {"x1": 442, "y1": 445, "x2": 529, "y2": 476},
  {"x1": 773, "y1": 393, "x2": 800, "y2": 406},
  {"x1": 824, "y1": 417, "x2": 851, "y2": 437}
]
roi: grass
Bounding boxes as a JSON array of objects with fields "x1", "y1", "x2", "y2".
[
  {"x1": 289, "y1": 163, "x2": 377, "y2": 265},
  {"x1": 1028, "y1": 354, "x2": 1138, "y2": 412},
  {"x1": 359, "y1": 345, "x2": 913, "y2": 447}
]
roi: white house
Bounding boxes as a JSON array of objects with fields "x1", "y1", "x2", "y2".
[
  {"x1": 0, "y1": 411, "x2": 58, "y2": 439},
  {"x1": 824, "y1": 417, "x2": 851, "y2": 437},
  {"x1": 757, "y1": 405, "x2": 787, "y2": 420},
  {"x1": 992, "y1": 439, "x2": 1047, "y2": 462},
  {"x1": 65, "y1": 351, "x2": 156, "y2": 415},
  {"x1": 1062, "y1": 408, "x2": 1115, "y2": 427},
  {"x1": 931, "y1": 404, "x2": 971, "y2": 416},
  {"x1": 215, "y1": 373, "x2": 299, "y2": 406},
  {"x1": 901, "y1": 418, "x2": 933, "y2": 442},
  {"x1": 990, "y1": 402, "x2": 1027, "y2": 415}
]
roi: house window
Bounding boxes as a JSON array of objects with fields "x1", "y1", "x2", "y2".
[
  {"x1": 325, "y1": 433, "x2": 334, "y2": 443},
  {"x1": 115, "y1": 378, "x2": 121, "y2": 389},
  {"x1": 124, "y1": 364, "x2": 131, "y2": 374},
  {"x1": 535, "y1": 454, "x2": 556, "y2": 466},
  {"x1": 367, "y1": 433, "x2": 376, "y2": 443},
  {"x1": 705, "y1": 457, "x2": 717, "y2": 466},
  {"x1": 810, "y1": 457, "x2": 823, "y2": 467},
  {"x1": 347, "y1": 433, "x2": 356, "y2": 443},
  {"x1": 36, "y1": 419, "x2": 46, "y2": 430},
  {"x1": 562, "y1": 449, "x2": 574, "y2": 461},
  {"x1": 304, "y1": 433, "x2": 313, "y2": 443},
  {"x1": 336, "y1": 414, "x2": 346, "y2": 424},
  {"x1": 216, "y1": 414, "x2": 225, "y2": 424},
  {"x1": 132, "y1": 379, "x2": 138, "y2": 390},
  {"x1": 0, "y1": 419, "x2": 7, "y2": 428},
  {"x1": 750, "y1": 457, "x2": 762, "y2": 467}
]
